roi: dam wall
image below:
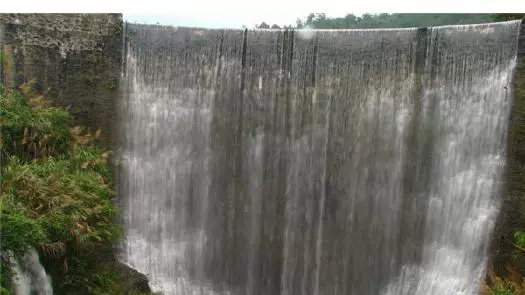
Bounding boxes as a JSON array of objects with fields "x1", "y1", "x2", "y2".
[
  {"x1": 0, "y1": 13, "x2": 123, "y2": 143},
  {"x1": 120, "y1": 21, "x2": 524, "y2": 294},
  {"x1": 1, "y1": 14, "x2": 525, "y2": 294}
]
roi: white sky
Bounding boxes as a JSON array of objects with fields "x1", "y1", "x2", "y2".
[{"x1": 2, "y1": 0, "x2": 524, "y2": 28}]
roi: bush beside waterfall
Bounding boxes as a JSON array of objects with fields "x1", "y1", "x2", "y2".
[{"x1": 0, "y1": 84, "x2": 147, "y2": 294}]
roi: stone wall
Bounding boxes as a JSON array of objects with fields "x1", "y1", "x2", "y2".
[
  {"x1": 0, "y1": 14, "x2": 150, "y2": 294},
  {"x1": 0, "y1": 13, "x2": 123, "y2": 144}
]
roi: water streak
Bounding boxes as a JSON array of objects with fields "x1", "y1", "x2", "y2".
[
  {"x1": 7, "y1": 248, "x2": 54, "y2": 295},
  {"x1": 119, "y1": 21, "x2": 521, "y2": 295}
]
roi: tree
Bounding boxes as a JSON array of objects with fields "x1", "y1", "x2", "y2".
[
  {"x1": 491, "y1": 14, "x2": 525, "y2": 21},
  {"x1": 272, "y1": 13, "x2": 497, "y2": 30},
  {"x1": 295, "y1": 18, "x2": 304, "y2": 29},
  {"x1": 256, "y1": 22, "x2": 270, "y2": 29}
]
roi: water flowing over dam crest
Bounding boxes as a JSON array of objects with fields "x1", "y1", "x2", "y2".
[{"x1": 119, "y1": 21, "x2": 522, "y2": 295}]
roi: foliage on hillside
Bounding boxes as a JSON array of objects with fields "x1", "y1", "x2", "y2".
[
  {"x1": 491, "y1": 14, "x2": 525, "y2": 22},
  {"x1": 481, "y1": 266, "x2": 525, "y2": 295},
  {"x1": 257, "y1": 13, "x2": 524, "y2": 30},
  {"x1": 296, "y1": 13, "x2": 495, "y2": 29},
  {"x1": 0, "y1": 84, "x2": 146, "y2": 294},
  {"x1": 257, "y1": 13, "x2": 498, "y2": 29}
]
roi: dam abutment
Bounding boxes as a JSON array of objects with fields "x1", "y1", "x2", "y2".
[
  {"x1": 490, "y1": 18, "x2": 525, "y2": 278},
  {"x1": 0, "y1": 13, "x2": 123, "y2": 144}
]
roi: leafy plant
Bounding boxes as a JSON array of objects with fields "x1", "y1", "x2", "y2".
[
  {"x1": 491, "y1": 283, "x2": 517, "y2": 295},
  {"x1": 0, "y1": 86, "x2": 130, "y2": 294},
  {"x1": 514, "y1": 231, "x2": 525, "y2": 248},
  {"x1": 491, "y1": 14, "x2": 525, "y2": 22},
  {"x1": 0, "y1": 256, "x2": 14, "y2": 295},
  {"x1": 484, "y1": 265, "x2": 525, "y2": 295},
  {"x1": 0, "y1": 84, "x2": 70, "y2": 162},
  {"x1": 492, "y1": 284, "x2": 517, "y2": 295},
  {"x1": 0, "y1": 208, "x2": 47, "y2": 256}
]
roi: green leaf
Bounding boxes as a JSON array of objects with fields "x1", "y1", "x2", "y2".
[{"x1": 514, "y1": 231, "x2": 525, "y2": 248}]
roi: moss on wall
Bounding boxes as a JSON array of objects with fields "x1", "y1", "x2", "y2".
[
  {"x1": 489, "y1": 20, "x2": 525, "y2": 280},
  {"x1": 0, "y1": 14, "x2": 122, "y2": 145}
]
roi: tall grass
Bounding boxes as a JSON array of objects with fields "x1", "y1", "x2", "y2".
[{"x1": 0, "y1": 84, "x2": 131, "y2": 294}]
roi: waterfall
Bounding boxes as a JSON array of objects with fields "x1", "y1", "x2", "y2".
[
  {"x1": 119, "y1": 21, "x2": 521, "y2": 295},
  {"x1": 7, "y1": 248, "x2": 53, "y2": 295},
  {"x1": 383, "y1": 22, "x2": 520, "y2": 295}
]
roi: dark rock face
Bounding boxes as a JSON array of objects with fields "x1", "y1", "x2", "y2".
[
  {"x1": 489, "y1": 19, "x2": 525, "y2": 278},
  {"x1": 112, "y1": 260, "x2": 152, "y2": 294},
  {"x1": 0, "y1": 13, "x2": 123, "y2": 144}
]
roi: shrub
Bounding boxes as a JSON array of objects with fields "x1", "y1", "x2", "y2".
[
  {"x1": 491, "y1": 282, "x2": 517, "y2": 295},
  {"x1": 515, "y1": 231, "x2": 525, "y2": 248},
  {"x1": 0, "y1": 86, "x2": 70, "y2": 162},
  {"x1": 485, "y1": 265, "x2": 525, "y2": 295},
  {"x1": 0, "y1": 85, "x2": 124, "y2": 293}
]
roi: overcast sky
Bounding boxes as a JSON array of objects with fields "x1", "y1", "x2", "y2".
[
  {"x1": 124, "y1": 0, "x2": 515, "y2": 28},
  {"x1": 4, "y1": 0, "x2": 524, "y2": 29}
]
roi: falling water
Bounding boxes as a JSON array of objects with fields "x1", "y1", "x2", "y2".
[
  {"x1": 7, "y1": 248, "x2": 54, "y2": 295},
  {"x1": 119, "y1": 21, "x2": 521, "y2": 295},
  {"x1": 383, "y1": 22, "x2": 520, "y2": 295}
]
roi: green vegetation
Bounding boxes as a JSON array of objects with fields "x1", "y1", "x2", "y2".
[
  {"x1": 296, "y1": 13, "x2": 494, "y2": 29},
  {"x1": 258, "y1": 13, "x2": 524, "y2": 30},
  {"x1": 515, "y1": 231, "x2": 525, "y2": 248},
  {"x1": 491, "y1": 283, "x2": 517, "y2": 295},
  {"x1": 484, "y1": 266, "x2": 525, "y2": 295},
  {"x1": 491, "y1": 14, "x2": 525, "y2": 22},
  {"x1": 0, "y1": 84, "x2": 147, "y2": 294}
]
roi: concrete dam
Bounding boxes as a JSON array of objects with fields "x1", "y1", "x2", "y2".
[
  {"x1": 119, "y1": 21, "x2": 522, "y2": 294},
  {"x1": 1, "y1": 14, "x2": 525, "y2": 295}
]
